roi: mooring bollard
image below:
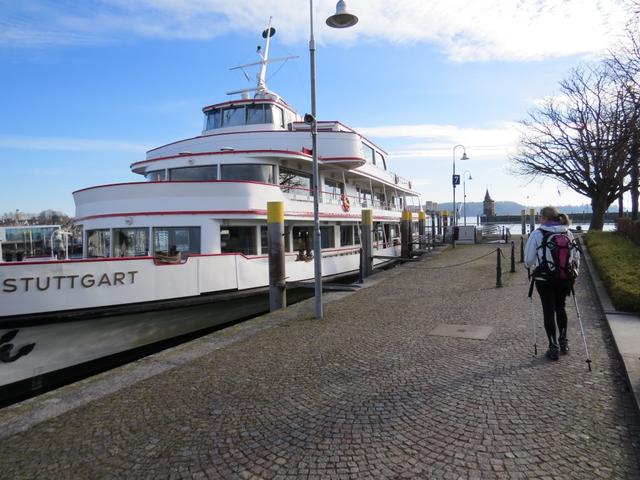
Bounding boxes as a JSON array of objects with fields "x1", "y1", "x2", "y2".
[
  {"x1": 496, "y1": 248, "x2": 503, "y2": 288},
  {"x1": 267, "y1": 201, "x2": 286, "y2": 311},
  {"x1": 401, "y1": 209, "x2": 412, "y2": 258},
  {"x1": 529, "y1": 208, "x2": 535, "y2": 234},
  {"x1": 361, "y1": 209, "x2": 373, "y2": 278},
  {"x1": 510, "y1": 241, "x2": 516, "y2": 273},
  {"x1": 418, "y1": 211, "x2": 426, "y2": 251},
  {"x1": 519, "y1": 236, "x2": 525, "y2": 263}
]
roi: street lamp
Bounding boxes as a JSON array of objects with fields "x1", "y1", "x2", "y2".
[
  {"x1": 462, "y1": 171, "x2": 472, "y2": 226},
  {"x1": 451, "y1": 144, "x2": 469, "y2": 246},
  {"x1": 309, "y1": 0, "x2": 358, "y2": 319}
]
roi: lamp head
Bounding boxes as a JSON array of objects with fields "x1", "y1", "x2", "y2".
[
  {"x1": 460, "y1": 152, "x2": 469, "y2": 161},
  {"x1": 326, "y1": 0, "x2": 359, "y2": 28}
]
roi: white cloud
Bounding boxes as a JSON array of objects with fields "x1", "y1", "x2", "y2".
[
  {"x1": 1, "y1": 0, "x2": 630, "y2": 62},
  {"x1": 356, "y1": 122, "x2": 520, "y2": 160},
  {"x1": 0, "y1": 136, "x2": 151, "y2": 152}
]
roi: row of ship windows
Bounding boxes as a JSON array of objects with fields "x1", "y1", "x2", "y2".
[
  {"x1": 203, "y1": 104, "x2": 286, "y2": 131},
  {"x1": 145, "y1": 165, "x2": 404, "y2": 208},
  {"x1": 85, "y1": 223, "x2": 401, "y2": 258}
]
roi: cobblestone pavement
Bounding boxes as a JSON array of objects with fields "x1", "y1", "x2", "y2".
[{"x1": 1, "y1": 243, "x2": 640, "y2": 479}]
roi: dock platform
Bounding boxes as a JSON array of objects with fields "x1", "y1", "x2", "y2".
[{"x1": 1, "y1": 243, "x2": 639, "y2": 479}]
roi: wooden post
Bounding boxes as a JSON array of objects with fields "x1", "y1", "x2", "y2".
[
  {"x1": 519, "y1": 236, "x2": 525, "y2": 263},
  {"x1": 401, "y1": 209, "x2": 412, "y2": 259},
  {"x1": 361, "y1": 209, "x2": 373, "y2": 278},
  {"x1": 442, "y1": 210, "x2": 449, "y2": 242},
  {"x1": 267, "y1": 201, "x2": 286, "y2": 311},
  {"x1": 431, "y1": 211, "x2": 436, "y2": 248},
  {"x1": 437, "y1": 211, "x2": 442, "y2": 237},
  {"x1": 529, "y1": 208, "x2": 535, "y2": 234},
  {"x1": 418, "y1": 211, "x2": 426, "y2": 250},
  {"x1": 520, "y1": 209, "x2": 526, "y2": 236}
]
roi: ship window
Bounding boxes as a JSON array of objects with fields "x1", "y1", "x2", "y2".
[
  {"x1": 220, "y1": 164, "x2": 275, "y2": 183},
  {"x1": 222, "y1": 106, "x2": 246, "y2": 127},
  {"x1": 169, "y1": 165, "x2": 217, "y2": 181},
  {"x1": 113, "y1": 228, "x2": 148, "y2": 257},
  {"x1": 272, "y1": 106, "x2": 284, "y2": 128},
  {"x1": 362, "y1": 143, "x2": 374, "y2": 164},
  {"x1": 206, "y1": 109, "x2": 221, "y2": 130},
  {"x1": 153, "y1": 227, "x2": 201, "y2": 256},
  {"x1": 375, "y1": 151, "x2": 387, "y2": 170},
  {"x1": 220, "y1": 226, "x2": 256, "y2": 255},
  {"x1": 260, "y1": 225, "x2": 290, "y2": 253},
  {"x1": 145, "y1": 170, "x2": 166, "y2": 182},
  {"x1": 324, "y1": 179, "x2": 344, "y2": 202},
  {"x1": 340, "y1": 225, "x2": 356, "y2": 246},
  {"x1": 292, "y1": 226, "x2": 334, "y2": 251},
  {"x1": 87, "y1": 229, "x2": 111, "y2": 258},
  {"x1": 280, "y1": 167, "x2": 311, "y2": 195}
]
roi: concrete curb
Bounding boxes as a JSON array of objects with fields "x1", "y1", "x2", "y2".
[{"x1": 580, "y1": 237, "x2": 640, "y2": 413}]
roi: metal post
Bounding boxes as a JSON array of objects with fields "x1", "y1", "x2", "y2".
[
  {"x1": 401, "y1": 209, "x2": 412, "y2": 259},
  {"x1": 510, "y1": 241, "x2": 516, "y2": 273},
  {"x1": 437, "y1": 211, "x2": 442, "y2": 237},
  {"x1": 519, "y1": 236, "x2": 525, "y2": 263},
  {"x1": 418, "y1": 211, "x2": 426, "y2": 250},
  {"x1": 496, "y1": 248, "x2": 503, "y2": 288},
  {"x1": 267, "y1": 202, "x2": 286, "y2": 311},
  {"x1": 520, "y1": 209, "x2": 526, "y2": 236},
  {"x1": 361, "y1": 209, "x2": 373, "y2": 277},
  {"x1": 442, "y1": 210, "x2": 448, "y2": 242},
  {"x1": 309, "y1": 0, "x2": 323, "y2": 319}
]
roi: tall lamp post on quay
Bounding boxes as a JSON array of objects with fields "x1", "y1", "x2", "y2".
[
  {"x1": 462, "y1": 171, "x2": 472, "y2": 226},
  {"x1": 309, "y1": 0, "x2": 358, "y2": 319},
  {"x1": 451, "y1": 144, "x2": 469, "y2": 246}
]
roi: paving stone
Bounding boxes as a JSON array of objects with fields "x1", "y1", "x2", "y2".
[{"x1": 1, "y1": 244, "x2": 639, "y2": 479}]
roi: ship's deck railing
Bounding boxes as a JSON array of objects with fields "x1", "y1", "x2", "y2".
[{"x1": 279, "y1": 185, "x2": 404, "y2": 212}]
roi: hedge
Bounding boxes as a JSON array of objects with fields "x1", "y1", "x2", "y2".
[
  {"x1": 584, "y1": 231, "x2": 640, "y2": 312},
  {"x1": 615, "y1": 217, "x2": 640, "y2": 246}
]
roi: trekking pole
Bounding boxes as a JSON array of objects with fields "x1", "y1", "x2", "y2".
[
  {"x1": 527, "y1": 268, "x2": 537, "y2": 356},
  {"x1": 571, "y1": 287, "x2": 592, "y2": 371}
]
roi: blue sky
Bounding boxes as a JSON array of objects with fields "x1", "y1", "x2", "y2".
[{"x1": 0, "y1": 0, "x2": 632, "y2": 216}]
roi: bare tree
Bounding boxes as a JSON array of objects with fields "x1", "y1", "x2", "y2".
[
  {"x1": 606, "y1": 13, "x2": 640, "y2": 220},
  {"x1": 511, "y1": 65, "x2": 633, "y2": 230}
]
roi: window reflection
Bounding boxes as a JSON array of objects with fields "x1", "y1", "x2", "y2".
[
  {"x1": 221, "y1": 164, "x2": 275, "y2": 183},
  {"x1": 220, "y1": 226, "x2": 256, "y2": 255},
  {"x1": 169, "y1": 166, "x2": 217, "y2": 181},
  {"x1": 87, "y1": 229, "x2": 111, "y2": 258},
  {"x1": 113, "y1": 228, "x2": 148, "y2": 257},
  {"x1": 153, "y1": 227, "x2": 201, "y2": 256}
]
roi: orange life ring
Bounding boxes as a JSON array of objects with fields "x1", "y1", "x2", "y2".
[{"x1": 341, "y1": 194, "x2": 351, "y2": 212}]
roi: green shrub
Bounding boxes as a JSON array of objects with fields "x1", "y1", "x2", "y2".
[{"x1": 584, "y1": 232, "x2": 640, "y2": 312}]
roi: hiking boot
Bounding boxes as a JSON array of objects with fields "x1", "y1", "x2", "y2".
[
  {"x1": 545, "y1": 344, "x2": 560, "y2": 361},
  {"x1": 559, "y1": 336, "x2": 569, "y2": 354}
]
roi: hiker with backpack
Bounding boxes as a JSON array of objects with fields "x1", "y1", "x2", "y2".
[{"x1": 524, "y1": 206, "x2": 580, "y2": 361}]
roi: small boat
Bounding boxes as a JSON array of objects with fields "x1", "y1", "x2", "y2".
[{"x1": 0, "y1": 21, "x2": 421, "y2": 389}]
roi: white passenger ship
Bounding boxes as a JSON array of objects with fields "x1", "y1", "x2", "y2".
[{"x1": 0, "y1": 24, "x2": 420, "y2": 388}]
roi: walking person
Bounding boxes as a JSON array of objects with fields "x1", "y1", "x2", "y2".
[{"x1": 525, "y1": 206, "x2": 580, "y2": 360}]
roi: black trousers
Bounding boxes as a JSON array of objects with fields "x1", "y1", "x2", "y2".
[{"x1": 535, "y1": 280, "x2": 570, "y2": 344}]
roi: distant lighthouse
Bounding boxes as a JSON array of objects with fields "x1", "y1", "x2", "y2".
[{"x1": 483, "y1": 189, "x2": 496, "y2": 218}]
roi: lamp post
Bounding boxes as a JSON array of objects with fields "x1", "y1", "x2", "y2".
[
  {"x1": 462, "y1": 171, "x2": 472, "y2": 226},
  {"x1": 451, "y1": 145, "x2": 469, "y2": 246},
  {"x1": 309, "y1": 0, "x2": 358, "y2": 319}
]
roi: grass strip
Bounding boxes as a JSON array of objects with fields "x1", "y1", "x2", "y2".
[{"x1": 584, "y1": 231, "x2": 640, "y2": 312}]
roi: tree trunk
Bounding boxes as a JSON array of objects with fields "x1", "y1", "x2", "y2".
[
  {"x1": 618, "y1": 181, "x2": 625, "y2": 217},
  {"x1": 632, "y1": 158, "x2": 639, "y2": 220},
  {"x1": 590, "y1": 197, "x2": 609, "y2": 231}
]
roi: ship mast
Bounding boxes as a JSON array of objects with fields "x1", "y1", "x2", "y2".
[{"x1": 227, "y1": 18, "x2": 298, "y2": 98}]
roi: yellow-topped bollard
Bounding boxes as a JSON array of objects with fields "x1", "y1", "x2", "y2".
[
  {"x1": 267, "y1": 201, "x2": 286, "y2": 311},
  {"x1": 267, "y1": 201, "x2": 284, "y2": 224},
  {"x1": 362, "y1": 208, "x2": 373, "y2": 226},
  {"x1": 401, "y1": 209, "x2": 413, "y2": 259}
]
